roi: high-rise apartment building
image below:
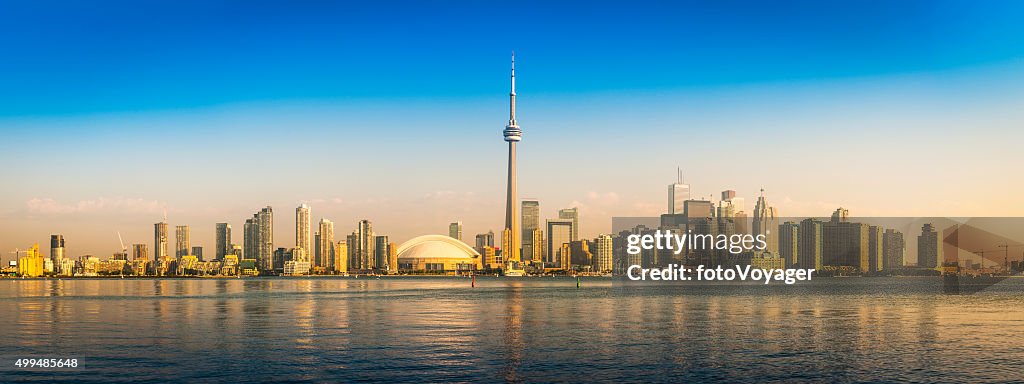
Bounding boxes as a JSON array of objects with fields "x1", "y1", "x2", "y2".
[
  {"x1": 215, "y1": 223, "x2": 231, "y2": 260},
  {"x1": 316, "y1": 218, "x2": 334, "y2": 269},
  {"x1": 882, "y1": 229, "x2": 905, "y2": 270},
  {"x1": 335, "y1": 241, "x2": 348, "y2": 274},
  {"x1": 354, "y1": 220, "x2": 375, "y2": 271},
  {"x1": 594, "y1": 234, "x2": 613, "y2": 272},
  {"x1": 243, "y1": 207, "x2": 275, "y2": 271},
  {"x1": 175, "y1": 225, "x2": 190, "y2": 259},
  {"x1": 375, "y1": 235, "x2": 389, "y2": 271},
  {"x1": 918, "y1": 223, "x2": 941, "y2": 269},
  {"x1": 296, "y1": 204, "x2": 311, "y2": 255}
]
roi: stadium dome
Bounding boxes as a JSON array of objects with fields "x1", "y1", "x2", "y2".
[{"x1": 396, "y1": 235, "x2": 481, "y2": 272}]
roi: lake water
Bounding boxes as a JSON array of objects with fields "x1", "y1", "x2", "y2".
[{"x1": 1, "y1": 276, "x2": 1023, "y2": 382}]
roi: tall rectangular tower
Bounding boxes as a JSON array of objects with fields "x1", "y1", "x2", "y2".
[
  {"x1": 296, "y1": 204, "x2": 311, "y2": 255},
  {"x1": 215, "y1": 223, "x2": 231, "y2": 261},
  {"x1": 175, "y1": 225, "x2": 190, "y2": 259}
]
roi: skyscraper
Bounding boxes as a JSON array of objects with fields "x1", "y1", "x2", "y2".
[
  {"x1": 375, "y1": 235, "x2": 389, "y2": 271},
  {"x1": 522, "y1": 199, "x2": 540, "y2": 263},
  {"x1": 175, "y1": 225, "x2": 190, "y2": 259},
  {"x1": 244, "y1": 207, "x2": 275, "y2": 271},
  {"x1": 296, "y1": 204, "x2": 311, "y2": 256},
  {"x1": 918, "y1": 223, "x2": 941, "y2": 269},
  {"x1": 882, "y1": 229, "x2": 905, "y2": 270},
  {"x1": 546, "y1": 219, "x2": 574, "y2": 267},
  {"x1": 191, "y1": 246, "x2": 203, "y2": 261},
  {"x1": 215, "y1": 223, "x2": 231, "y2": 261},
  {"x1": 475, "y1": 232, "x2": 494, "y2": 250},
  {"x1": 594, "y1": 234, "x2": 613, "y2": 272},
  {"x1": 244, "y1": 218, "x2": 256, "y2": 260},
  {"x1": 335, "y1": 241, "x2": 348, "y2": 274},
  {"x1": 502, "y1": 53, "x2": 522, "y2": 264},
  {"x1": 778, "y1": 222, "x2": 799, "y2": 267},
  {"x1": 258, "y1": 207, "x2": 274, "y2": 271},
  {"x1": 867, "y1": 225, "x2": 883, "y2": 273},
  {"x1": 132, "y1": 244, "x2": 148, "y2": 261},
  {"x1": 822, "y1": 219, "x2": 868, "y2": 271},
  {"x1": 50, "y1": 234, "x2": 65, "y2": 275},
  {"x1": 355, "y1": 219, "x2": 375, "y2": 271},
  {"x1": 668, "y1": 167, "x2": 690, "y2": 214},
  {"x1": 154, "y1": 221, "x2": 169, "y2": 261},
  {"x1": 558, "y1": 207, "x2": 579, "y2": 242},
  {"x1": 798, "y1": 218, "x2": 822, "y2": 270},
  {"x1": 449, "y1": 222, "x2": 463, "y2": 241},
  {"x1": 751, "y1": 189, "x2": 778, "y2": 253},
  {"x1": 317, "y1": 218, "x2": 334, "y2": 269}
]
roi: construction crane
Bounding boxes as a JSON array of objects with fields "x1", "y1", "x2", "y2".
[
  {"x1": 117, "y1": 232, "x2": 128, "y2": 277},
  {"x1": 971, "y1": 243, "x2": 1024, "y2": 274}
]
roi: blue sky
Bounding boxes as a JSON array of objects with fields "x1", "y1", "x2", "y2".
[
  {"x1": 2, "y1": 1, "x2": 1024, "y2": 257},
  {"x1": 3, "y1": 1, "x2": 1024, "y2": 116}
]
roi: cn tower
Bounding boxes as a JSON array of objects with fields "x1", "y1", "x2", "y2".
[{"x1": 502, "y1": 53, "x2": 521, "y2": 263}]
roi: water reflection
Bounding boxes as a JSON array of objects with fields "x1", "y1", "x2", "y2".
[{"x1": 0, "y1": 277, "x2": 1021, "y2": 382}]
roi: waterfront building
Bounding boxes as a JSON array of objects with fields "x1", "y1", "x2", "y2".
[
  {"x1": 154, "y1": 221, "x2": 169, "y2": 261},
  {"x1": 375, "y1": 235, "x2": 390, "y2": 272},
  {"x1": 215, "y1": 223, "x2": 231, "y2": 260},
  {"x1": 334, "y1": 241, "x2": 348, "y2": 274},
  {"x1": 18, "y1": 244, "x2": 45, "y2": 277},
  {"x1": 822, "y1": 219, "x2": 869, "y2": 271},
  {"x1": 396, "y1": 235, "x2": 481, "y2": 273},
  {"x1": 296, "y1": 204, "x2": 311, "y2": 257},
  {"x1": 883, "y1": 229, "x2": 905, "y2": 270},
  {"x1": 316, "y1": 218, "x2": 334, "y2": 269},
  {"x1": 868, "y1": 225, "x2": 883, "y2": 273},
  {"x1": 50, "y1": 234, "x2": 65, "y2": 275},
  {"x1": 522, "y1": 199, "x2": 540, "y2": 262},
  {"x1": 798, "y1": 219, "x2": 822, "y2": 270},
  {"x1": 778, "y1": 222, "x2": 799, "y2": 267},
  {"x1": 918, "y1": 223, "x2": 941, "y2": 269},
  {"x1": 546, "y1": 219, "x2": 574, "y2": 267},
  {"x1": 175, "y1": 225, "x2": 190, "y2": 259},
  {"x1": 132, "y1": 244, "x2": 148, "y2": 260},
  {"x1": 594, "y1": 234, "x2": 613, "y2": 273}
]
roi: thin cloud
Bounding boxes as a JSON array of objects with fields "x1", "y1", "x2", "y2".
[{"x1": 26, "y1": 197, "x2": 166, "y2": 215}]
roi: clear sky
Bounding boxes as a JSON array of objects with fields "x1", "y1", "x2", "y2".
[{"x1": 2, "y1": 1, "x2": 1024, "y2": 259}]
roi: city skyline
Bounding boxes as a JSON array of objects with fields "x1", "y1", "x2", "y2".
[{"x1": 3, "y1": 1, "x2": 1024, "y2": 256}]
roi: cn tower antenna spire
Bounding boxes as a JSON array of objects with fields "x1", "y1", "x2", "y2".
[{"x1": 509, "y1": 51, "x2": 516, "y2": 125}]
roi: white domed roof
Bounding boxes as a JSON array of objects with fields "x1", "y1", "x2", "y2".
[{"x1": 396, "y1": 235, "x2": 480, "y2": 260}]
